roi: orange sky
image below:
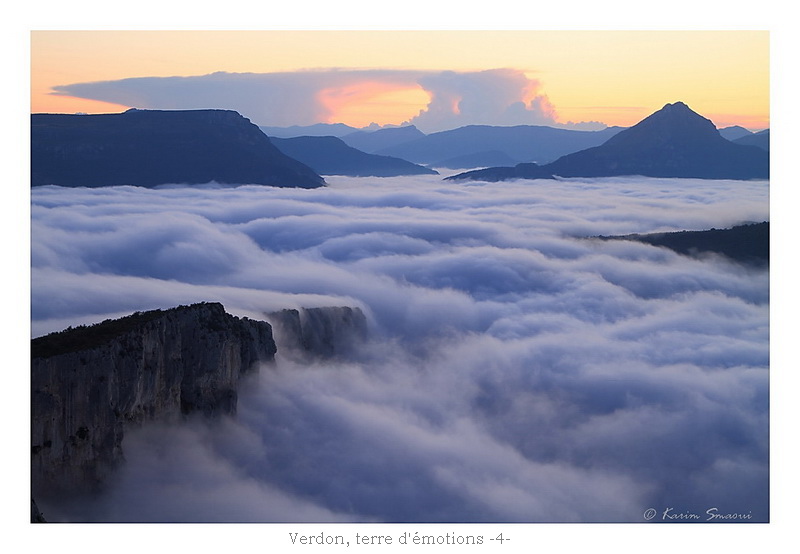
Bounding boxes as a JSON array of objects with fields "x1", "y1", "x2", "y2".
[
  {"x1": 317, "y1": 83, "x2": 432, "y2": 127},
  {"x1": 30, "y1": 31, "x2": 770, "y2": 131}
]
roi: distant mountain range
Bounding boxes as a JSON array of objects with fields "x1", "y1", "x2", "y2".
[
  {"x1": 718, "y1": 126, "x2": 770, "y2": 152},
  {"x1": 32, "y1": 109, "x2": 325, "y2": 188},
  {"x1": 374, "y1": 125, "x2": 625, "y2": 168},
  {"x1": 447, "y1": 102, "x2": 769, "y2": 182},
  {"x1": 270, "y1": 135, "x2": 437, "y2": 177},
  {"x1": 259, "y1": 122, "x2": 362, "y2": 138},
  {"x1": 261, "y1": 123, "x2": 625, "y2": 169},
  {"x1": 733, "y1": 129, "x2": 769, "y2": 151},
  {"x1": 718, "y1": 125, "x2": 754, "y2": 141},
  {"x1": 32, "y1": 105, "x2": 770, "y2": 189},
  {"x1": 432, "y1": 150, "x2": 521, "y2": 170},
  {"x1": 339, "y1": 125, "x2": 427, "y2": 153}
]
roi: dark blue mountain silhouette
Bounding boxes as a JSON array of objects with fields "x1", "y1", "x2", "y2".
[
  {"x1": 377, "y1": 124, "x2": 624, "y2": 167},
  {"x1": 718, "y1": 125, "x2": 753, "y2": 141},
  {"x1": 259, "y1": 122, "x2": 362, "y2": 138},
  {"x1": 32, "y1": 109, "x2": 324, "y2": 188},
  {"x1": 340, "y1": 125, "x2": 427, "y2": 153},
  {"x1": 270, "y1": 135, "x2": 438, "y2": 177},
  {"x1": 432, "y1": 150, "x2": 521, "y2": 169},
  {"x1": 733, "y1": 129, "x2": 769, "y2": 151},
  {"x1": 447, "y1": 102, "x2": 769, "y2": 182}
]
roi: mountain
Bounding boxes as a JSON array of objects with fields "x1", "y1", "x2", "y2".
[
  {"x1": 595, "y1": 222, "x2": 768, "y2": 266},
  {"x1": 340, "y1": 125, "x2": 427, "y2": 153},
  {"x1": 259, "y1": 122, "x2": 360, "y2": 138},
  {"x1": 376, "y1": 124, "x2": 625, "y2": 167},
  {"x1": 448, "y1": 102, "x2": 769, "y2": 181},
  {"x1": 427, "y1": 150, "x2": 520, "y2": 170},
  {"x1": 31, "y1": 109, "x2": 325, "y2": 188},
  {"x1": 734, "y1": 129, "x2": 770, "y2": 151},
  {"x1": 718, "y1": 125, "x2": 753, "y2": 141},
  {"x1": 270, "y1": 135, "x2": 438, "y2": 177},
  {"x1": 720, "y1": 125, "x2": 770, "y2": 151}
]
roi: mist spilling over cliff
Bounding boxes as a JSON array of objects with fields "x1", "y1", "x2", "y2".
[
  {"x1": 31, "y1": 174, "x2": 768, "y2": 522},
  {"x1": 30, "y1": 303, "x2": 274, "y2": 493},
  {"x1": 31, "y1": 302, "x2": 366, "y2": 503}
]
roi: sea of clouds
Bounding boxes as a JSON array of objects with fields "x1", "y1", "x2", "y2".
[{"x1": 31, "y1": 174, "x2": 769, "y2": 522}]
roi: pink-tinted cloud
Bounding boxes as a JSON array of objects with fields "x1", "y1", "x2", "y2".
[
  {"x1": 411, "y1": 68, "x2": 558, "y2": 130},
  {"x1": 50, "y1": 69, "x2": 566, "y2": 132}
]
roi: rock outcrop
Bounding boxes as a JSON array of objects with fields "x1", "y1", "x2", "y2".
[
  {"x1": 31, "y1": 109, "x2": 325, "y2": 188},
  {"x1": 267, "y1": 307, "x2": 368, "y2": 361},
  {"x1": 595, "y1": 221, "x2": 769, "y2": 267},
  {"x1": 31, "y1": 303, "x2": 277, "y2": 495}
]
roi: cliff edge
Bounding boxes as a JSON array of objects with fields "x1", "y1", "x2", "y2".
[{"x1": 31, "y1": 302, "x2": 277, "y2": 495}]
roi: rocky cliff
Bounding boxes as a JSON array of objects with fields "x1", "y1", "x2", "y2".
[
  {"x1": 267, "y1": 307, "x2": 368, "y2": 361},
  {"x1": 31, "y1": 109, "x2": 325, "y2": 188},
  {"x1": 31, "y1": 303, "x2": 277, "y2": 496}
]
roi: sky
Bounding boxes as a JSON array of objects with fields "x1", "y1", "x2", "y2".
[{"x1": 30, "y1": 30, "x2": 769, "y2": 132}]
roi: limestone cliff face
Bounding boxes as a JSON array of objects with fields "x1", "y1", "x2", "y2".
[
  {"x1": 267, "y1": 307, "x2": 368, "y2": 361},
  {"x1": 31, "y1": 303, "x2": 276, "y2": 495}
]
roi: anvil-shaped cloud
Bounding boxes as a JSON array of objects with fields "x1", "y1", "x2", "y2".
[{"x1": 49, "y1": 68, "x2": 581, "y2": 132}]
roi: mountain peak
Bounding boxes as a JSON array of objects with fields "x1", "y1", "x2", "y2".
[
  {"x1": 605, "y1": 100, "x2": 718, "y2": 147},
  {"x1": 650, "y1": 101, "x2": 707, "y2": 122},
  {"x1": 447, "y1": 101, "x2": 768, "y2": 181},
  {"x1": 663, "y1": 101, "x2": 690, "y2": 111}
]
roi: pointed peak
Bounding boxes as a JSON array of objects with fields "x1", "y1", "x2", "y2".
[
  {"x1": 665, "y1": 101, "x2": 689, "y2": 108},
  {"x1": 659, "y1": 101, "x2": 694, "y2": 114},
  {"x1": 639, "y1": 101, "x2": 713, "y2": 128}
]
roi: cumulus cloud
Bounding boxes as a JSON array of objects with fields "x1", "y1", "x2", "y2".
[
  {"x1": 50, "y1": 69, "x2": 561, "y2": 133},
  {"x1": 411, "y1": 69, "x2": 558, "y2": 131},
  {"x1": 32, "y1": 175, "x2": 769, "y2": 522}
]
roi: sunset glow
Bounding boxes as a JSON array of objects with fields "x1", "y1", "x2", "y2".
[
  {"x1": 317, "y1": 83, "x2": 431, "y2": 127},
  {"x1": 30, "y1": 30, "x2": 769, "y2": 131}
]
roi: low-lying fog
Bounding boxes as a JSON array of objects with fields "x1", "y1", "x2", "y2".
[{"x1": 31, "y1": 174, "x2": 769, "y2": 522}]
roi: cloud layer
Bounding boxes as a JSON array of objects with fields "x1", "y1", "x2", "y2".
[
  {"x1": 50, "y1": 69, "x2": 567, "y2": 133},
  {"x1": 31, "y1": 175, "x2": 769, "y2": 522}
]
